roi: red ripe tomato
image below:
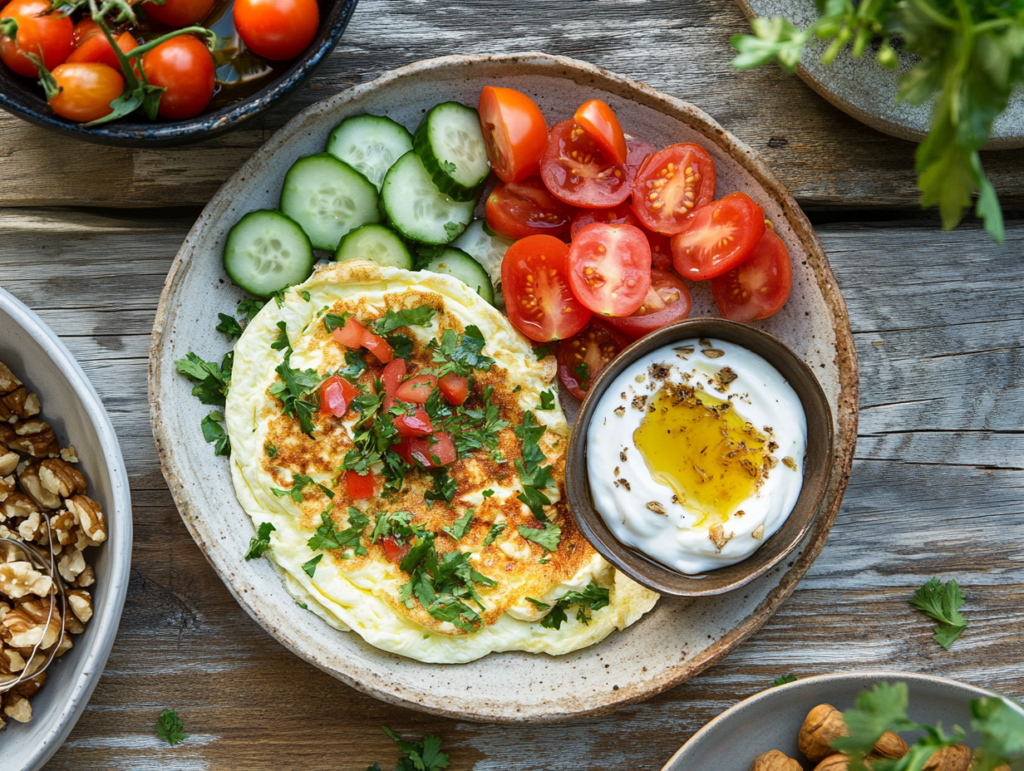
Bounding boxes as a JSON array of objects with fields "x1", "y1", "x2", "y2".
[
  {"x1": 567, "y1": 223, "x2": 652, "y2": 317},
  {"x1": 319, "y1": 375, "x2": 358, "y2": 417},
  {"x1": 0, "y1": 0, "x2": 73, "y2": 78},
  {"x1": 501, "y1": 234, "x2": 591, "y2": 342},
  {"x1": 631, "y1": 144, "x2": 716, "y2": 234},
  {"x1": 438, "y1": 373, "x2": 468, "y2": 406},
  {"x1": 625, "y1": 136, "x2": 655, "y2": 176},
  {"x1": 711, "y1": 226, "x2": 793, "y2": 322},
  {"x1": 48, "y1": 62, "x2": 123, "y2": 122},
  {"x1": 573, "y1": 99, "x2": 627, "y2": 164},
  {"x1": 333, "y1": 317, "x2": 366, "y2": 348},
  {"x1": 346, "y1": 469, "x2": 375, "y2": 500},
  {"x1": 671, "y1": 192, "x2": 766, "y2": 280},
  {"x1": 395, "y1": 374, "x2": 436, "y2": 404},
  {"x1": 67, "y1": 31, "x2": 136, "y2": 72},
  {"x1": 478, "y1": 86, "x2": 548, "y2": 183},
  {"x1": 143, "y1": 0, "x2": 215, "y2": 28},
  {"x1": 234, "y1": 0, "x2": 318, "y2": 61},
  {"x1": 645, "y1": 229, "x2": 673, "y2": 271},
  {"x1": 72, "y1": 17, "x2": 101, "y2": 47},
  {"x1": 603, "y1": 269, "x2": 692, "y2": 341},
  {"x1": 380, "y1": 534, "x2": 409, "y2": 563},
  {"x1": 360, "y1": 329, "x2": 393, "y2": 363},
  {"x1": 556, "y1": 320, "x2": 628, "y2": 399},
  {"x1": 540, "y1": 119, "x2": 634, "y2": 209},
  {"x1": 485, "y1": 178, "x2": 575, "y2": 240},
  {"x1": 569, "y1": 202, "x2": 640, "y2": 239},
  {"x1": 141, "y1": 35, "x2": 214, "y2": 120},
  {"x1": 393, "y1": 432, "x2": 456, "y2": 468},
  {"x1": 394, "y1": 409, "x2": 433, "y2": 438},
  {"x1": 380, "y1": 357, "x2": 406, "y2": 409}
]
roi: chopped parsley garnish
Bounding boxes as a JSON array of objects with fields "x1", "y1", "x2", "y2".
[
  {"x1": 482, "y1": 522, "x2": 506, "y2": 546},
  {"x1": 200, "y1": 411, "x2": 230, "y2": 456},
  {"x1": 425, "y1": 468, "x2": 458, "y2": 504},
  {"x1": 342, "y1": 392, "x2": 407, "y2": 494},
  {"x1": 385, "y1": 333, "x2": 414, "y2": 361},
  {"x1": 533, "y1": 345, "x2": 551, "y2": 361},
  {"x1": 265, "y1": 442, "x2": 278, "y2": 459},
  {"x1": 909, "y1": 578, "x2": 968, "y2": 649},
  {"x1": 302, "y1": 554, "x2": 322, "y2": 577},
  {"x1": 380, "y1": 726, "x2": 450, "y2": 771},
  {"x1": 538, "y1": 390, "x2": 555, "y2": 410},
  {"x1": 511, "y1": 410, "x2": 560, "y2": 551},
  {"x1": 271, "y1": 320, "x2": 290, "y2": 350},
  {"x1": 273, "y1": 288, "x2": 287, "y2": 307},
  {"x1": 244, "y1": 522, "x2": 276, "y2": 560},
  {"x1": 440, "y1": 160, "x2": 457, "y2": 174},
  {"x1": 271, "y1": 474, "x2": 335, "y2": 503},
  {"x1": 307, "y1": 505, "x2": 369, "y2": 556},
  {"x1": 338, "y1": 350, "x2": 367, "y2": 381},
  {"x1": 268, "y1": 326, "x2": 323, "y2": 436},
  {"x1": 428, "y1": 325, "x2": 495, "y2": 378},
  {"x1": 237, "y1": 298, "x2": 265, "y2": 325},
  {"x1": 443, "y1": 221, "x2": 464, "y2": 241},
  {"x1": 398, "y1": 533, "x2": 495, "y2": 631},
  {"x1": 573, "y1": 361, "x2": 590, "y2": 386},
  {"x1": 437, "y1": 385, "x2": 509, "y2": 456},
  {"x1": 301, "y1": 291, "x2": 311, "y2": 302},
  {"x1": 528, "y1": 583, "x2": 609, "y2": 630},
  {"x1": 371, "y1": 305, "x2": 437, "y2": 335},
  {"x1": 155, "y1": 709, "x2": 188, "y2": 747},
  {"x1": 771, "y1": 673, "x2": 798, "y2": 687},
  {"x1": 175, "y1": 351, "x2": 233, "y2": 406},
  {"x1": 216, "y1": 312, "x2": 243, "y2": 340},
  {"x1": 324, "y1": 312, "x2": 350, "y2": 333},
  {"x1": 442, "y1": 509, "x2": 474, "y2": 541},
  {"x1": 481, "y1": 489, "x2": 494, "y2": 498},
  {"x1": 518, "y1": 522, "x2": 562, "y2": 552},
  {"x1": 372, "y1": 510, "x2": 421, "y2": 544}
]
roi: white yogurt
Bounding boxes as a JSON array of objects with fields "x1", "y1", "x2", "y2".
[{"x1": 586, "y1": 338, "x2": 807, "y2": 574}]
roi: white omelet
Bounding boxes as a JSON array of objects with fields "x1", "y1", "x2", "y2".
[{"x1": 226, "y1": 260, "x2": 658, "y2": 663}]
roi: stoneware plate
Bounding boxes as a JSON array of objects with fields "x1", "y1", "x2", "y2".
[
  {"x1": 734, "y1": 0, "x2": 1024, "y2": 149},
  {"x1": 0, "y1": 287, "x2": 132, "y2": 771},
  {"x1": 149, "y1": 52, "x2": 858, "y2": 723},
  {"x1": 661, "y1": 670, "x2": 1017, "y2": 770}
]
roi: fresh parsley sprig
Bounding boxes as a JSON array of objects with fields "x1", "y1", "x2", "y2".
[
  {"x1": 268, "y1": 326, "x2": 323, "y2": 437},
  {"x1": 512, "y1": 411, "x2": 561, "y2": 552},
  {"x1": 244, "y1": 522, "x2": 276, "y2": 560},
  {"x1": 175, "y1": 351, "x2": 233, "y2": 406},
  {"x1": 200, "y1": 411, "x2": 230, "y2": 456},
  {"x1": 155, "y1": 709, "x2": 188, "y2": 747},
  {"x1": 271, "y1": 474, "x2": 335, "y2": 503},
  {"x1": 372, "y1": 306, "x2": 437, "y2": 335},
  {"x1": 526, "y1": 582, "x2": 610, "y2": 630},
  {"x1": 428, "y1": 326, "x2": 495, "y2": 378},
  {"x1": 376, "y1": 726, "x2": 450, "y2": 771},
  {"x1": 307, "y1": 505, "x2": 369, "y2": 556},
  {"x1": 909, "y1": 577, "x2": 968, "y2": 649}
]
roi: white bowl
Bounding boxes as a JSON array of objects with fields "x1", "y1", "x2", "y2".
[{"x1": 0, "y1": 287, "x2": 132, "y2": 771}]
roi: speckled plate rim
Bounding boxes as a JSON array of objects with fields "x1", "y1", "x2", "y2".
[
  {"x1": 149, "y1": 52, "x2": 859, "y2": 723},
  {"x1": 660, "y1": 670, "x2": 1011, "y2": 770}
]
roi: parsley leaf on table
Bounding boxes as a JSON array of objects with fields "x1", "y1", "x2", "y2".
[
  {"x1": 381, "y1": 726, "x2": 450, "y2": 771},
  {"x1": 155, "y1": 709, "x2": 188, "y2": 747},
  {"x1": 771, "y1": 673, "x2": 798, "y2": 687},
  {"x1": 244, "y1": 522, "x2": 276, "y2": 560},
  {"x1": 909, "y1": 577, "x2": 968, "y2": 649},
  {"x1": 200, "y1": 411, "x2": 230, "y2": 456}
]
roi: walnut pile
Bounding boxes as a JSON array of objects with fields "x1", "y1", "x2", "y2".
[{"x1": 0, "y1": 360, "x2": 105, "y2": 730}]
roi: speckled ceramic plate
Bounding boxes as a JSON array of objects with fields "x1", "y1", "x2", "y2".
[
  {"x1": 735, "y1": 0, "x2": 1024, "y2": 149},
  {"x1": 149, "y1": 52, "x2": 858, "y2": 723},
  {"x1": 661, "y1": 670, "x2": 1015, "y2": 769}
]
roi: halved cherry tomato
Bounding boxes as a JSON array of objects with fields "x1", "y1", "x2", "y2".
[
  {"x1": 478, "y1": 86, "x2": 548, "y2": 183},
  {"x1": 539, "y1": 119, "x2": 633, "y2": 209},
  {"x1": 569, "y1": 202, "x2": 641, "y2": 239},
  {"x1": 625, "y1": 136, "x2": 656, "y2": 177},
  {"x1": 567, "y1": 223, "x2": 651, "y2": 317},
  {"x1": 556, "y1": 320, "x2": 628, "y2": 399},
  {"x1": 631, "y1": 144, "x2": 716, "y2": 234},
  {"x1": 602, "y1": 269, "x2": 692, "y2": 340},
  {"x1": 333, "y1": 317, "x2": 366, "y2": 348},
  {"x1": 380, "y1": 534, "x2": 410, "y2": 563},
  {"x1": 671, "y1": 192, "x2": 765, "y2": 280},
  {"x1": 141, "y1": 34, "x2": 214, "y2": 120},
  {"x1": 143, "y1": 0, "x2": 215, "y2": 28},
  {"x1": 438, "y1": 372, "x2": 468, "y2": 406},
  {"x1": 574, "y1": 99, "x2": 627, "y2": 164},
  {"x1": 393, "y1": 432, "x2": 457, "y2": 468},
  {"x1": 0, "y1": 0, "x2": 73, "y2": 78},
  {"x1": 48, "y1": 62, "x2": 123, "y2": 122},
  {"x1": 501, "y1": 234, "x2": 591, "y2": 342},
  {"x1": 711, "y1": 226, "x2": 792, "y2": 322},
  {"x1": 67, "y1": 31, "x2": 136, "y2": 72},
  {"x1": 646, "y1": 229, "x2": 674, "y2": 271},
  {"x1": 485, "y1": 178, "x2": 575, "y2": 240},
  {"x1": 360, "y1": 329, "x2": 393, "y2": 364},
  {"x1": 346, "y1": 469, "x2": 375, "y2": 500},
  {"x1": 395, "y1": 374, "x2": 436, "y2": 404},
  {"x1": 319, "y1": 375, "x2": 358, "y2": 417},
  {"x1": 234, "y1": 0, "x2": 318, "y2": 61},
  {"x1": 394, "y1": 409, "x2": 433, "y2": 437}
]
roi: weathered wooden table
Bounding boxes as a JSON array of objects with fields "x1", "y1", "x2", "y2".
[{"x1": 3, "y1": 1, "x2": 1023, "y2": 768}]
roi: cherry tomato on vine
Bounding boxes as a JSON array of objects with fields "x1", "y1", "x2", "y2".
[
  {"x1": 67, "y1": 30, "x2": 136, "y2": 72},
  {"x1": 142, "y1": 0, "x2": 215, "y2": 28},
  {"x1": 485, "y1": 178, "x2": 576, "y2": 240},
  {"x1": 631, "y1": 143, "x2": 716, "y2": 234},
  {"x1": 556, "y1": 320, "x2": 628, "y2": 399},
  {"x1": 234, "y1": 0, "x2": 318, "y2": 61},
  {"x1": 71, "y1": 17, "x2": 101, "y2": 46},
  {"x1": 539, "y1": 119, "x2": 634, "y2": 209},
  {"x1": 48, "y1": 61, "x2": 123, "y2": 122},
  {"x1": 671, "y1": 192, "x2": 765, "y2": 280},
  {"x1": 574, "y1": 99, "x2": 627, "y2": 164},
  {"x1": 478, "y1": 86, "x2": 548, "y2": 183},
  {"x1": 141, "y1": 34, "x2": 214, "y2": 120},
  {"x1": 0, "y1": 0, "x2": 73, "y2": 78},
  {"x1": 567, "y1": 222, "x2": 652, "y2": 317},
  {"x1": 602, "y1": 269, "x2": 692, "y2": 341},
  {"x1": 710, "y1": 226, "x2": 793, "y2": 322},
  {"x1": 501, "y1": 234, "x2": 591, "y2": 342}
]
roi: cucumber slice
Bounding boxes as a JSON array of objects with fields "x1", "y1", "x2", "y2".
[
  {"x1": 335, "y1": 224, "x2": 413, "y2": 269},
  {"x1": 280, "y1": 153, "x2": 381, "y2": 252},
  {"x1": 422, "y1": 248, "x2": 495, "y2": 304},
  {"x1": 381, "y1": 151, "x2": 474, "y2": 245},
  {"x1": 327, "y1": 114, "x2": 414, "y2": 191},
  {"x1": 413, "y1": 102, "x2": 490, "y2": 202},
  {"x1": 223, "y1": 209, "x2": 314, "y2": 299},
  {"x1": 451, "y1": 219, "x2": 515, "y2": 289}
]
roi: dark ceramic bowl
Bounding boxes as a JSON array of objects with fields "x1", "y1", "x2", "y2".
[
  {"x1": 0, "y1": 0, "x2": 358, "y2": 147},
  {"x1": 565, "y1": 318, "x2": 834, "y2": 597}
]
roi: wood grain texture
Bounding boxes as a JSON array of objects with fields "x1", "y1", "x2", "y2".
[
  {"x1": 0, "y1": 208, "x2": 1021, "y2": 770},
  {"x1": 4, "y1": 0, "x2": 1024, "y2": 210}
]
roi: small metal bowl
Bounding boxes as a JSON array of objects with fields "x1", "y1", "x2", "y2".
[
  {"x1": 0, "y1": 0, "x2": 359, "y2": 147},
  {"x1": 565, "y1": 318, "x2": 834, "y2": 597}
]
